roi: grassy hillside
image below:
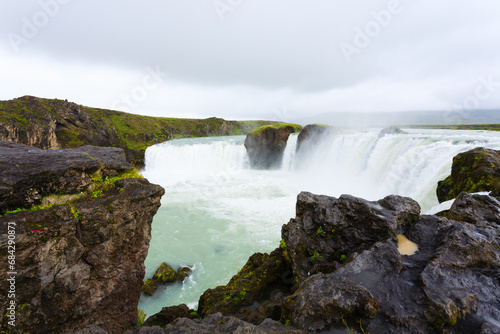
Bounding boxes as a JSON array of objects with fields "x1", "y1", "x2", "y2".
[
  {"x1": 0, "y1": 96, "x2": 276, "y2": 166},
  {"x1": 407, "y1": 124, "x2": 500, "y2": 131}
]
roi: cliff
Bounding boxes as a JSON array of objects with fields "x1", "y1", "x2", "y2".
[
  {"x1": 0, "y1": 96, "x2": 275, "y2": 166},
  {"x1": 437, "y1": 147, "x2": 500, "y2": 202},
  {"x1": 244, "y1": 123, "x2": 302, "y2": 169},
  {"x1": 0, "y1": 141, "x2": 165, "y2": 333}
]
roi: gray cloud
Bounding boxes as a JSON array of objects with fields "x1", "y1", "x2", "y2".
[{"x1": 1, "y1": 0, "x2": 499, "y2": 121}]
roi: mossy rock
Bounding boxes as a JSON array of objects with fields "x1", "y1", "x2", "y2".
[
  {"x1": 141, "y1": 279, "x2": 159, "y2": 296},
  {"x1": 177, "y1": 266, "x2": 192, "y2": 282},
  {"x1": 152, "y1": 262, "x2": 178, "y2": 283},
  {"x1": 437, "y1": 147, "x2": 500, "y2": 202},
  {"x1": 247, "y1": 123, "x2": 302, "y2": 137},
  {"x1": 197, "y1": 248, "x2": 292, "y2": 324}
]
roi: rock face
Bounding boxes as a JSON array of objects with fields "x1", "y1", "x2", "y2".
[
  {"x1": 129, "y1": 313, "x2": 305, "y2": 334},
  {"x1": 145, "y1": 189, "x2": 500, "y2": 333},
  {"x1": 0, "y1": 96, "x2": 276, "y2": 166},
  {"x1": 437, "y1": 147, "x2": 500, "y2": 202},
  {"x1": 283, "y1": 192, "x2": 420, "y2": 282},
  {"x1": 0, "y1": 143, "x2": 165, "y2": 334},
  {"x1": 295, "y1": 124, "x2": 330, "y2": 154},
  {"x1": 244, "y1": 123, "x2": 302, "y2": 169},
  {"x1": 0, "y1": 141, "x2": 132, "y2": 215}
]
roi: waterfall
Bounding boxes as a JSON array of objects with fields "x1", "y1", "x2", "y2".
[
  {"x1": 281, "y1": 133, "x2": 298, "y2": 170},
  {"x1": 139, "y1": 128, "x2": 500, "y2": 316}
]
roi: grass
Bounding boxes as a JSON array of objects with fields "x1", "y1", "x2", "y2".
[
  {"x1": 0, "y1": 95, "x2": 278, "y2": 166},
  {"x1": 247, "y1": 122, "x2": 303, "y2": 137},
  {"x1": 138, "y1": 309, "x2": 147, "y2": 328},
  {"x1": 0, "y1": 168, "x2": 144, "y2": 218},
  {"x1": 407, "y1": 124, "x2": 500, "y2": 131}
]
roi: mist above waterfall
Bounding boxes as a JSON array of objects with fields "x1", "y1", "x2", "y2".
[{"x1": 139, "y1": 129, "x2": 500, "y2": 316}]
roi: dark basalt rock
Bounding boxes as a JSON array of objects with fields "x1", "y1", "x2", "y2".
[
  {"x1": 162, "y1": 313, "x2": 305, "y2": 334},
  {"x1": 141, "y1": 263, "x2": 193, "y2": 296},
  {"x1": 282, "y1": 191, "x2": 420, "y2": 282},
  {"x1": 244, "y1": 123, "x2": 301, "y2": 169},
  {"x1": 445, "y1": 192, "x2": 500, "y2": 227},
  {"x1": 437, "y1": 147, "x2": 500, "y2": 203},
  {"x1": 0, "y1": 143, "x2": 164, "y2": 334},
  {"x1": 197, "y1": 248, "x2": 293, "y2": 324},
  {"x1": 142, "y1": 304, "x2": 196, "y2": 328},
  {"x1": 281, "y1": 274, "x2": 375, "y2": 332},
  {"x1": 296, "y1": 124, "x2": 331, "y2": 154},
  {"x1": 0, "y1": 140, "x2": 132, "y2": 215}
]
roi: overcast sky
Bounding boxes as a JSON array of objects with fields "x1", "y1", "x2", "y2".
[{"x1": 1, "y1": 0, "x2": 500, "y2": 122}]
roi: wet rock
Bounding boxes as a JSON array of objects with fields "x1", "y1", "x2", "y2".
[
  {"x1": 141, "y1": 279, "x2": 159, "y2": 297},
  {"x1": 162, "y1": 313, "x2": 305, "y2": 334},
  {"x1": 197, "y1": 248, "x2": 292, "y2": 324},
  {"x1": 152, "y1": 263, "x2": 178, "y2": 284},
  {"x1": 378, "y1": 127, "x2": 408, "y2": 138},
  {"x1": 282, "y1": 191, "x2": 420, "y2": 281},
  {"x1": 421, "y1": 221, "x2": 500, "y2": 329},
  {"x1": 142, "y1": 304, "x2": 196, "y2": 328},
  {"x1": 177, "y1": 266, "x2": 192, "y2": 281},
  {"x1": 0, "y1": 141, "x2": 132, "y2": 215},
  {"x1": 281, "y1": 274, "x2": 375, "y2": 332},
  {"x1": 445, "y1": 192, "x2": 500, "y2": 227},
  {"x1": 437, "y1": 147, "x2": 500, "y2": 203},
  {"x1": 244, "y1": 123, "x2": 302, "y2": 169},
  {"x1": 141, "y1": 264, "x2": 192, "y2": 296}
]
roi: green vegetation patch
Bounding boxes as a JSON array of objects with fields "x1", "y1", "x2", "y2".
[{"x1": 247, "y1": 122, "x2": 303, "y2": 137}]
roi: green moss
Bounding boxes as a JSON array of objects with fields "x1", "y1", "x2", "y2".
[
  {"x1": 138, "y1": 308, "x2": 147, "y2": 328},
  {"x1": 310, "y1": 251, "x2": 321, "y2": 261},
  {"x1": 279, "y1": 239, "x2": 287, "y2": 249},
  {"x1": 317, "y1": 226, "x2": 326, "y2": 235},
  {"x1": 247, "y1": 122, "x2": 302, "y2": 137},
  {"x1": 70, "y1": 205, "x2": 80, "y2": 222}
]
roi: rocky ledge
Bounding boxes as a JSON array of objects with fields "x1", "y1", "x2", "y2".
[
  {"x1": 244, "y1": 123, "x2": 302, "y2": 169},
  {"x1": 142, "y1": 187, "x2": 499, "y2": 333},
  {"x1": 0, "y1": 142, "x2": 164, "y2": 333},
  {"x1": 437, "y1": 147, "x2": 500, "y2": 202}
]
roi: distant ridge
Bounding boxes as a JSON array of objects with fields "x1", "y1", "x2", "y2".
[{"x1": 0, "y1": 96, "x2": 276, "y2": 166}]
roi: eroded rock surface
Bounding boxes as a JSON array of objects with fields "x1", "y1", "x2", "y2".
[
  {"x1": 0, "y1": 144, "x2": 164, "y2": 334},
  {"x1": 244, "y1": 123, "x2": 301, "y2": 169},
  {"x1": 437, "y1": 147, "x2": 500, "y2": 202}
]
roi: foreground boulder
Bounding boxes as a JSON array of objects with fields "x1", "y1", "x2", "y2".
[
  {"x1": 244, "y1": 123, "x2": 302, "y2": 169},
  {"x1": 283, "y1": 192, "x2": 421, "y2": 282},
  {"x1": 437, "y1": 147, "x2": 500, "y2": 202},
  {"x1": 129, "y1": 313, "x2": 305, "y2": 334},
  {"x1": 0, "y1": 143, "x2": 164, "y2": 334}
]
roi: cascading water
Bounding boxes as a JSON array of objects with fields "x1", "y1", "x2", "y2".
[{"x1": 139, "y1": 129, "x2": 500, "y2": 317}]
